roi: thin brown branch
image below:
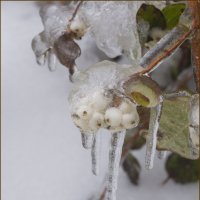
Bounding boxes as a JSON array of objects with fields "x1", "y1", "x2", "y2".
[
  {"x1": 187, "y1": 0, "x2": 200, "y2": 92},
  {"x1": 68, "y1": 1, "x2": 83, "y2": 26},
  {"x1": 139, "y1": 28, "x2": 192, "y2": 75}
]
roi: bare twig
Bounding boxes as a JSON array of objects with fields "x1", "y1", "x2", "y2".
[
  {"x1": 187, "y1": 0, "x2": 200, "y2": 92},
  {"x1": 68, "y1": 1, "x2": 83, "y2": 27},
  {"x1": 138, "y1": 26, "x2": 192, "y2": 75}
]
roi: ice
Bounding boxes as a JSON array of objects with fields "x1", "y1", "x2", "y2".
[
  {"x1": 157, "y1": 151, "x2": 167, "y2": 160},
  {"x1": 106, "y1": 131, "x2": 126, "y2": 200},
  {"x1": 47, "y1": 48, "x2": 57, "y2": 71},
  {"x1": 145, "y1": 103, "x2": 162, "y2": 170},
  {"x1": 188, "y1": 94, "x2": 199, "y2": 158},
  {"x1": 81, "y1": 132, "x2": 94, "y2": 149},
  {"x1": 32, "y1": 4, "x2": 81, "y2": 72},
  {"x1": 91, "y1": 132, "x2": 100, "y2": 175},
  {"x1": 68, "y1": 60, "x2": 142, "y2": 112},
  {"x1": 81, "y1": 1, "x2": 142, "y2": 59},
  {"x1": 39, "y1": 4, "x2": 72, "y2": 46}
]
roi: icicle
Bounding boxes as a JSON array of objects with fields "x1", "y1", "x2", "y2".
[
  {"x1": 91, "y1": 132, "x2": 100, "y2": 175},
  {"x1": 106, "y1": 131, "x2": 126, "y2": 200},
  {"x1": 157, "y1": 150, "x2": 167, "y2": 160},
  {"x1": 145, "y1": 103, "x2": 162, "y2": 170},
  {"x1": 47, "y1": 48, "x2": 57, "y2": 71},
  {"x1": 37, "y1": 54, "x2": 46, "y2": 66},
  {"x1": 81, "y1": 132, "x2": 94, "y2": 149}
]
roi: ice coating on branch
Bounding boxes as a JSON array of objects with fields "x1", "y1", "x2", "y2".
[
  {"x1": 81, "y1": 1, "x2": 142, "y2": 59},
  {"x1": 68, "y1": 60, "x2": 142, "y2": 134},
  {"x1": 106, "y1": 131, "x2": 126, "y2": 200},
  {"x1": 188, "y1": 94, "x2": 199, "y2": 157},
  {"x1": 145, "y1": 103, "x2": 162, "y2": 169}
]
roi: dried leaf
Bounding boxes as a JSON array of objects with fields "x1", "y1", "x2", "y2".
[{"x1": 54, "y1": 34, "x2": 81, "y2": 72}]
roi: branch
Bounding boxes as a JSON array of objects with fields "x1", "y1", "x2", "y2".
[
  {"x1": 68, "y1": 1, "x2": 83, "y2": 28},
  {"x1": 138, "y1": 25, "x2": 192, "y2": 75},
  {"x1": 187, "y1": 0, "x2": 200, "y2": 92}
]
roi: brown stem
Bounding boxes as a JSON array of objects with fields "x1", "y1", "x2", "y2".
[
  {"x1": 68, "y1": 1, "x2": 83, "y2": 27},
  {"x1": 187, "y1": 0, "x2": 200, "y2": 92},
  {"x1": 139, "y1": 28, "x2": 192, "y2": 75}
]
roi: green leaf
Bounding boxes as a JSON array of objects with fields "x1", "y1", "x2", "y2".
[
  {"x1": 137, "y1": 4, "x2": 166, "y2": 29},
  {"x1": 123, "y1": 153, "x2": 141, "y2": 185},
  {"x1": 157, "y1": 94, "x2": 199, "y2": 160},
  {"x1": 165, "y1": 153, "x2": 199, "y2": 184},
  {"x1": 162, "y1": 3, "x2": 186, "y2": 30}
]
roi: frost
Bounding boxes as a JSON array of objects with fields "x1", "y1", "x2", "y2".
[{"x1": 106, "y1": 131, "x2": 126, "y2": 200}]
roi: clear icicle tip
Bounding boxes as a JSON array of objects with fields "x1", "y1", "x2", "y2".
[{"x1": 81, "y1": 132, "x2": 94, "y2": 149}]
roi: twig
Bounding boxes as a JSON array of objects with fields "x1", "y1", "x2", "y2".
[
  {"x1": 69, "y1": 1, "x2": 83, "y2": 23},
  {"x1": 138, "y1": 26, "x2": 192, "y2": 75},
  {"x1": 68, "y1": 1, "x2": 83, "y2": 27},
  {"x1": 187, "y1": 0, "x2": 200, "y2": 92}
]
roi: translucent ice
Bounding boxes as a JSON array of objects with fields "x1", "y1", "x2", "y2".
[
  {"x1": 68, "y1": 60, "x2": 142, "y2": 133},
  {"x1": 81, "y1": 1, "x2": 142, "y2": 59},
  {"x1": 81, "y1": 132, "x2": 94, "y2": 149},
  {"x1": 106, "y1": 131, "x2": 126, "y2": 200},
  {"x1": 91, "y1": 132, "x2": 100, "y2": 175},
  {"x1": 145, "y1": 103, "x2": 162, "y2": 169},
  {"x1": 157, "y1": 150, "x2": 167, "y2": 160}
]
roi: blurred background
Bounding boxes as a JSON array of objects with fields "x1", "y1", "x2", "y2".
[{"x1": 2, "y1": 1, "x2": 199, "y2": 200}]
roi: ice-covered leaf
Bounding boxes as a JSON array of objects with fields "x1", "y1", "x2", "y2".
[
  {"x1": 157, "y1": 94, "x2": 199, "y2": 160},
  {"x1": 162, "y1": 3, "x2": 186, "y2": 30},
  {"x1": 165, "y1": 153, "x2": 199, "y2": 184},
  {"x1": 123, "y1": 153, "x2": 141, "y2": 185}
]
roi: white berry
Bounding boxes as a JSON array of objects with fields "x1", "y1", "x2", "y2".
[
  {"x1": 72, "y1": 114, "x2": 90, "y2": 132},
  {"x1": 119, "y1": 100, "x2": 136, "y2": 114},
  {"x1": 122, "y1": 112, "x2": 139, "y2": 129},
  {"x1": 105, "y1": 107, "x2": 122, "y2": 127},
  {"x1": 77, "y1": 105, "x2": 92, "y2": 120},
  {"x1": 89, "y1": 112, "x2": 105, "y2": 131}
]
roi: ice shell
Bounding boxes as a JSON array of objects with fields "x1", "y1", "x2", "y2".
[{"x1": 81, "y1": 1, "x2": 142, "y2": 59}]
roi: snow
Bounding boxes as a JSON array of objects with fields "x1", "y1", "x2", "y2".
[{"x1": 2, "y1": 2, "x2": 199, "y2": 200}]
